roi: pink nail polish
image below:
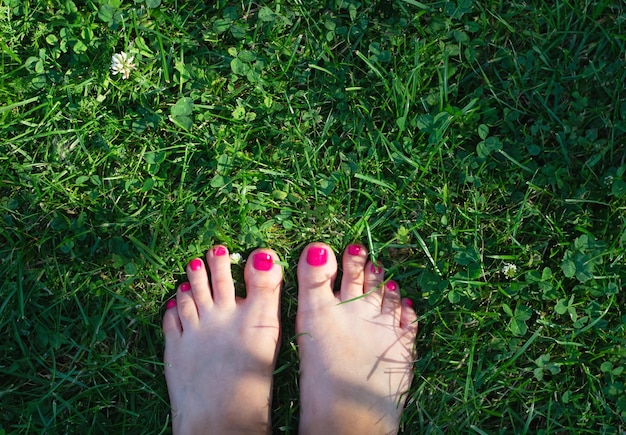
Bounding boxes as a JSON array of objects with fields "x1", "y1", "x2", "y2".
[
  {"x1": 189, "y1": 259, "x2": 203, "y2": 271},
  {"x1": 307, "y1": 247, "x2": 328, "y2": 266},
  {"x1": 213, "y1": 246, "x2": 227, "y2": 256},
  {"x1": 403, "y1": 298, "x2": 413, "y2": 308},
  {"x1": 166, "y1": 299, "x2": 177, "y2": 309},
  {"x1": 371, "y1": 262, "x2": 383, "y2": 274},
  {"x1": 253, "y1": 253, "x2": 274, "y2": 271},
  {"x1": 386, "y1": 280, "x2": 398, "y2": 291},
  {"x1": 180, "y1": 282, "x2": 191, "y2": 292},
  {"x1": 348, "y1": 244, "x2": 361, "y2": 256}
]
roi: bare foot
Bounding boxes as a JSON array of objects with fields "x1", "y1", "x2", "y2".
[
  {"x1": 296, "y1": 242, "x2": 418, "y2": 435},
  {"x1": 162, "y1": 246, "x2": 282, "y2": 434}
]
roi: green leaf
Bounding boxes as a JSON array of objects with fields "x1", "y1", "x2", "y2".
[
  {"x1": 125, "y1": 262, "x2": 137, "y2": 275},
  {"x1": 238, "y1": 50, "x2": 257, "y2": 62},
  {"x1": 46, "y1": 34, "x2": 59, "y2": 45},
  {"x1": 75, "y1": 175, "x2": 89, "y2": 186},
  {"x1": 555, "y1": 298, "x2": 569, "y2": 315},
  {"x1": 258, "y1": 7, "x2": 276, "y2": 22},
  {"x1": 230, "y1": 24, "x2": 247, "y2": 40},
  {"x1": 477, "y1": 136, "x2": 503, "y2": 158},
  {"x1": 171, "y1": 97, "x2": 194, "y2": 117},
  {"x1": 509, "y1": 318, "x2": 528, "y2": 336},
  {"x1": 573, "y1": 252, "x2": 595, "y2": 282},
  {"x1": 213, "y1": 18, "x2": 231, "y2": 34},
  {"x1": 477, "y1": 124, "x2": 489, "y2": 140},
  {"x1": 230, "y1": 58, "x2": 248, "y2": 75},
  {"x1": 560, "y1": 252, "x2": 576, "y2": 278},
  {"x1": 210, "y1": 174, "x2": 226, "y2": 188},
  {"x1": 447, "y1": 289, "x2": 460, "y2": 304},
  {"x1": 611, "y1": 179, "x2": 626, "y2": 198},
  {"x1": 170, "y1": 98, "x2": 194, "y2": 130},
  {"x1": 141, "y1": 178, "x2": 155, "y2": 192},
  {"x1": 171, "y1": 115, "x2": 193, "y2": 130},
  {"x1": 223, "y1": 6, "x2": 239, "y2": 20},
  {"x1": 514, "y1": 305, "x2": 532, "y2": 321},
  {"x1": 507, "y1": 304, "x2": 532, "y2": 336},
  {"x1": 527, "y1": 143, "x2": 541, "y2": 156},
  {"x1": 574, "y1": 234, "x2": 591, "y2": 251},
  {"x1": 72, "y1": 40, "x2": 87, "y2": 54},
  {"x1": 144, "y1": 151, "x2": 166, "y2": 164},
  {"x1": 145, "y1": 0, "x2": 161, "y2": 8},
  {"x1": 232, "y1": 106, "x2": 246, "y2": 120}
]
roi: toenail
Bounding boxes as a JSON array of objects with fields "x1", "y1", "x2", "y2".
[
  {"x1": 371, "y1": 262, "x2": 383, "y2": 274},
  {"x1": 403, "y1": 298, "x2": 413, "y2": 308},
  {"x1": 180, "y1": 282, "x2": 191, "y2": 292},
  {"x1": 307, "y1": 246, "x2": 328, "y2": 266},
  {"x1": 213, "y1": 246, "x2": 227, "y2": 256},
  {"x1": 166, "y1": 299, "x2": 177, "y2": 309},
  {"x1": 348, "y1": 244, "x2": 361, "y2": 256},
  {"x1": 253, "y1": 252, "x2": 274, "y2": 271},
  {"x1": 386, "y1": 280, "x2": 398, "y2": 291},
  {"x1": 189, "y1": 259, "x2": 203, "y2": 271}
]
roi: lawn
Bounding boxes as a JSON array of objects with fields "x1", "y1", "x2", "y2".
[{"x1": 1, "y1": 0, "x2": 625, "y2": 433}]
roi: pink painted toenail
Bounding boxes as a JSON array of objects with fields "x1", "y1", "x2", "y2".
[
  {"x1": 386, "y1": 280, "x2": 398, "y2": 291},
  {"x1": 348, "y1": 244, "x2": 361, "y2": 255},
  {"x1": 189, "y1": 259, "x2": 203, "y2": 271},
  {"x1": 166, "y1": 299, "x2": 177, "y2": 309},
  {"x1": 213, "y1": 246, "x2": 227, "y2": 256},
  {"x1": 253, "y1": 253, "x2": 274, "y2": 271},
  {"x1": 403, "y1": 298, "x2": 413, "y2": 308},
  {"x1": 180, "y1": 282, "x2": 191, "y2": 292},
  {"x1": 307, "y1": 247, "x2": 328, "y2": 266},
  {"x1": 371, "y1": 262, "x2": 383, "y2": 274}
]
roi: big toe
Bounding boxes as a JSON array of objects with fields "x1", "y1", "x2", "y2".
[
  {"x1": 296, "y1": 242, "x2": 338, "y2": 310},
  {"x1": 242, "y1": 248, "x2": 283, "y2": 309}
]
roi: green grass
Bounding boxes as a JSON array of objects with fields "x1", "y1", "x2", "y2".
[{"x1": 1, "y1": 0, "x2": 625, "y2": 433}]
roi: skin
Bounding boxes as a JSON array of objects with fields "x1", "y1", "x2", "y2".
[
  {"x1": 296, "y1": 243, "x2": 418, "y2": 435},
  {"x1": 162, "y1": 243, "x2": 418, "y2": 435},
  {"x1": 162, "y1": 246, "x2": 282, "y2": 434}
]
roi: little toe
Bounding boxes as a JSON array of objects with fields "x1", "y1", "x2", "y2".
[
  {"x1": 206, "y1": 245, "x2": 236, "y2": 307},
  {"x1": 162, "y1": 299, "x2": 182, "y2": 337},
  {"x1": 297, "y1": 242, "x2": 338, "y2": 309},
  {"x1": 186, "y1": 257, "x2": 213, "y2": 312},
  {"x1": 340, "y1": 243, "x2": 368, "y2": 301},
  {"x1": 243, "y1": 248, "x2": 283, "y2": 303}
]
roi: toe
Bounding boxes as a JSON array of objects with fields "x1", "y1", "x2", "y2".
[
  {"x1": 162, "y1": 299, "x2": 182, "y2": 337},
  {"x1": 176, "y1": 282, "x2": 199, "y2": 329},
  {"x1": 381, "y1": 280, "x2": 402, "y2": 321},
  {"x1": 340, "y1": 243, "x2": 368, "y2": 301},
  {"x1": 400, "y1": 298, "x2": 418, "y2": 332},
  {"x1": 243, "y1": 248, "x2": 283, "y2": 302},
  {"x1": 206, "y1": 245, "x2": 236, "y2": 307},
  {"x1": 297, "y1": 242, "x2": 338, "y2": 309},
  {"x1": 363, "y1": 258, "x2": 385, "y2": 302},
  {"x1": 186, "y1": 257, "x2": 213, "y2": 312}
]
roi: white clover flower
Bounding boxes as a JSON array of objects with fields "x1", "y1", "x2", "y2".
[
  {"x1": 111, "y1": 51, "x2": 136, "y2": 79},
  {"x1": 229, "y1": 252, "x2": 243, "y2": 264},
  {"x1": 501, "y1": 263, "x2": 518, "y2": 279}
]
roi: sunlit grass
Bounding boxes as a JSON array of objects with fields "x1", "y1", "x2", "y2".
[{"x1": 1, "y1": 0, "x2": 625, "y2": 433}]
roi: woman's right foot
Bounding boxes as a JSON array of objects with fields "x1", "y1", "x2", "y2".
[
  {"x1": 296, "y1": 242, "x2": 418, "y2": 435},
  {"x1": 162, "y1": 246, "x2": 282, "y2": 435}
]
